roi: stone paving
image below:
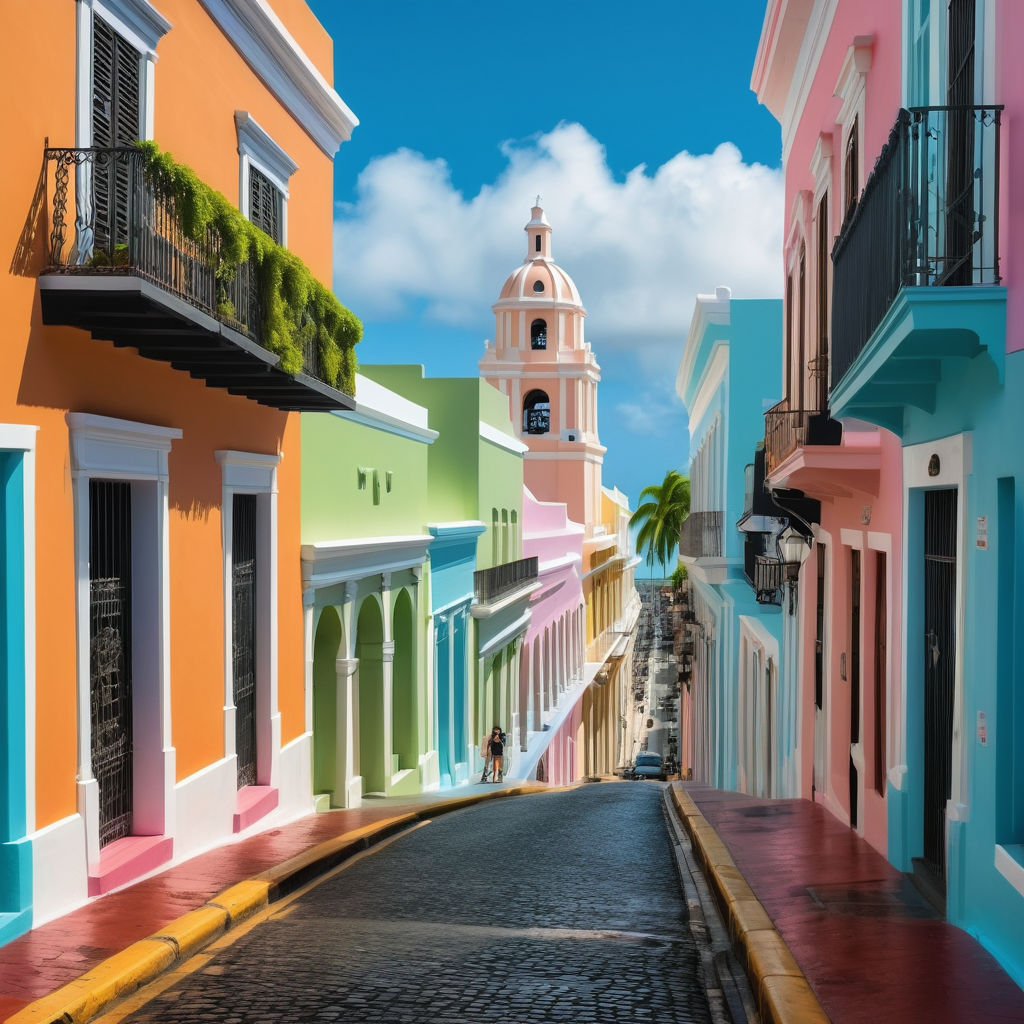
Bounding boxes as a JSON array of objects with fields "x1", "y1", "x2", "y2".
[{"x1": 115, "y1": 785, "x2": 712, "y2": 1024}]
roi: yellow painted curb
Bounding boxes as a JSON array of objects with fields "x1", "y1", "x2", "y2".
[
  {"x1": 670, "y1": 786, "x2": 830, "y2": 1024},
  {"x1": 6, "y1": 783, "x2": 561, "y2": 1024},
  {"x1": 728, "y1": 897, "x2": 774, "y2": 939},
  {"x1": 150, "y1": 905, "x2": 230, "y2": 960},
  {"x1": 7, "y1": 939, "x2": 176, "y2": 1024},
  {"x1": 761, "y1": 974, "x2": 831, "y2": 1024},
  {"x1": 207, "y1": 878, "x2": 271, "y2": 925}
]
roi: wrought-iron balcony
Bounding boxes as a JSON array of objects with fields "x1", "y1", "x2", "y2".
[
  {"x1": 38, "y1": 146, "x2": 356, "y2": 411},
  {"x1": 830, "y1": 106, "x2": 1004, "y2": 433},
  {"x1": 763, "y1": 398, "x2": 842, "y2": 476},
  {"x1": 678, "y1": 511, "x2": 722, "y2": 560},
  {"x1": 473, "y1": 556, "x2": 539, "y2": 605},
  {"x1": 751, "y1": 555, "x2": 784, "y2": 606}
]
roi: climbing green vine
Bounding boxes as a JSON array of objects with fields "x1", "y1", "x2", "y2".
[{"x1": 134, "y1": 140, "x2": 361, "y2": 394}]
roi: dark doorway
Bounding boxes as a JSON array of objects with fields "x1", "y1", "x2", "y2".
[
  {"x1": 233, "y1": 494, "x2": 258, "y2": 789},
  {"x1": 89, "y1": 480, "x2": 133, "y2": 847},
  {"x1": 922, "y1": 488, "x2": 957, "y2": 890},
  {"x1": 874, "y1": 552, "x2": 888, "y2": 794}
]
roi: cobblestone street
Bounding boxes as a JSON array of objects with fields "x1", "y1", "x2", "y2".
[{"x1": 110, "y1": 785, "x2": 712, "y2": 1024}]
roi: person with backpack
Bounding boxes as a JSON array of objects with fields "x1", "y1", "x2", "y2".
[{"x1": 489, "y1": 726, "x2": 506, "y2": 783}]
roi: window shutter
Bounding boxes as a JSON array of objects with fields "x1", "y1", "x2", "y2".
[
  {"x1": 91, "y1": 16, "x2": 142, "y2": 251},
  {"x1": 248, "y1": 166, "x2": 282, "y2": 243}
]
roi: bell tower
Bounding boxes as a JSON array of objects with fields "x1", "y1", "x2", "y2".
[{"x1": 480, "y1": 204, "x2": 606, "y2": 530}]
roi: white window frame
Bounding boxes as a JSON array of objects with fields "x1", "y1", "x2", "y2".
[
  {"x1": 216, "y1": 451, "x2": 281, "y2": 793},
  {"x1": 74, "y1": 0, "x2": 171, "y2": 147},
  {"x1": 234, "y1": 111, "x2": 298, "y2": 246},
  {"x1": 834, "y1": 36, "x2": 873, "y2": 221},
  {"x1": 68, "y1": 412, "x2": 180, "y2": 867}
]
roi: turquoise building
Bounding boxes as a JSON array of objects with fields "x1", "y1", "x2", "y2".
[
  {"x1": 0, "y1": 431, "x2": 35, "y2": 943},
  {"x1": 675, "y1": 289, "x2": 795, "y2": 796}
]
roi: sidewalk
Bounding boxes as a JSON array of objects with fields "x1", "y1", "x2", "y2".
[
  {"x1": 0, "y1": 783, "x2": 542, "y2": 1023},
  {"x1": 676, "y1": 783, "x2": 1024, "y2": 1024}
]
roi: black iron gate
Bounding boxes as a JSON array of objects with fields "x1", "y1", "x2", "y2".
[
  {"x1": 89, "y1": 480, "x2": 133, "y2": 847},
  {"x1": 923, "y1": 488, "x2": 957, "y2": 879},
  {"x1": 233, "y1": 494, "x2": 257, "y2": 789}
]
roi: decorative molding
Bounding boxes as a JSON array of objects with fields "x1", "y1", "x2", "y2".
[
  {"x1": 198, "y1": 0, "x2": 358, "y2": 156},
  {"x1": 301, "y1": 534, "x2": 433, "y2": 589},
  {"x1": 235, "y1": 111, "x2": 298, "y2": 196},
  {"x1": 67, "y1": 412, "x2": 181, "y2": 480},
  {"x1": 834, "y1": 35, "x2": 874, "y2": 128},
  {"x1": 809, "y1": 132, "x2": 833, "y2": 202},
  {"x1": 89, "y1": 0, "x2": 171, "y2": 56},
  {"x1": 0, "y1": 424, "x2": 39, "y2": 450},
  {"x1": 676, "y1": 287, "x2": 731, "y2": 404},
  {"x1": 215, "y1": 449, "x2": 279, "y2": 492}
]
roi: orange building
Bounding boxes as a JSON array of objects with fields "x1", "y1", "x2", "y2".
[{"x1": 0, "y1": 0, "x2": 357, "y2": 940}]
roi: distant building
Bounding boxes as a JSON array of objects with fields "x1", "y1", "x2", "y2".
[{"x1": 481, "y1": 205, "x2": 640, "y2": 778}]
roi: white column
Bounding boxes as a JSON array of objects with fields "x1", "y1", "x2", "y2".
[
  {"x1": 335, "y1": 657, "x2": 359, "y2": 807},
  {"x1": 303, "y1": 590, "x2": 316, "y2": 736}
]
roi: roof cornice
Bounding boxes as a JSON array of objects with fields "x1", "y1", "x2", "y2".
[{"x1": 199, "y1": 0, "x2": 358, "y2": 156}]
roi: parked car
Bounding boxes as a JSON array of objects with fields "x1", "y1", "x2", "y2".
[{"x1": 630, "y1": 752, "x2": 666, "y2": 781}]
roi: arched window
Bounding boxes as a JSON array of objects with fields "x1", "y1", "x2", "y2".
[
  {"x1": 532, "y1": 280, "x2": 544, "y2": 293},
  {"x1": 523, "y1": 390, "x2": 550, "y2": 435},
  {"x1": 530, "y1": 319, "x2": 547, "y2": 350},
  {"x1": 535, "y1": 234, "x2": 541, "y2": 253}
]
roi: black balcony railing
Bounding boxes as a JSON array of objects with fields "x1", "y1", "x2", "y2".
[
  {"x1": 474, "y1": 556, "x2": 538, "y2": 604},
  {"x1": 679, "y1": 511, "x2": 722, "y2": 559},
  {"x1": 763, "y1": 399, "x2": 842, "y2": 474},
  {"x1": 40, "y1": 146, "x2": 352, "y2": 408},
  {"x1": 831, "y1": 105, "x2": 1002, "y2": 387},
  {"x1": 753, "y1": 555, "x2": 784, "y2": 606}
]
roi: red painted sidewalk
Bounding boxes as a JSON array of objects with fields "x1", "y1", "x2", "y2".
[
  {"x1": 0, "y1": 793, "x2": 475, "y2": 1021},
  {"x1": 686, "y1": 784, "x2": 1024, "y2": 1024}
]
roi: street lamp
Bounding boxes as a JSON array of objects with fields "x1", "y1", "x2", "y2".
[{"x1": 779, "y1": 526, "x2": 809, "y2": 614}]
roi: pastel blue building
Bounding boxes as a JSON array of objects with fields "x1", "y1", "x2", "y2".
[
  {"x1": 426, "y1": 523, "x2": 484, "y2": 788},
  {"x1": 675, "y1": 289, "x2": 797, "y2": 796},
  {"x1": 826, "y1": 35, "x2": 1024, "y2": 980}
]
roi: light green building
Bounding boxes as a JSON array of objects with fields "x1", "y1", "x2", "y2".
[
  {"x1": 301, "y1": 374, "x2": 438, "y2": 807},
  {"x1": 363, "y1": 366, "x2": 538, "y2": 780}
]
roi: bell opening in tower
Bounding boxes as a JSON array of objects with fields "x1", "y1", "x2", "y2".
[
  {"x1": 531, "y1": 319, "x2": 548, "y2": 350},
  {"x1": 523, "y1": 390, "x2": 551, "y2": 435}
]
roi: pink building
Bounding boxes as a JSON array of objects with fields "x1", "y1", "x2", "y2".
[
  {"x1": 752, "y1": 1, "x2": 904, "y2": 856},
  {"x1": 519, "y1": 488, "x2": 586, "y2": 784}
]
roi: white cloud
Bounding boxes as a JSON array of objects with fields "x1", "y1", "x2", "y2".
[{"x1": 333, "y1": 122, "x2": 783, "y2": 371}]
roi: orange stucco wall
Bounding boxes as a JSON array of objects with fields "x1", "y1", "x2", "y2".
[{"x1": 0, "y1": 1, "x2": 329, "y2": 828}]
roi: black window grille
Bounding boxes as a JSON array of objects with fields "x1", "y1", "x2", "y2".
[
  {"x1": 89, "y1": 480, "x2": 133, "y2": 847},
  {"x1": 530, "y1": 319, "x2": 547, "y2": 350},
  {"x1": 91, "y1": 15, "x2": 142, "y2": 253},
  {"x1": 233, "y1": 494, "x2": 258, "y2": 788},
  {"x1": 523, "y1": 389, "x2": 550, "y2": 434},
  {"x1": 249, "y1": 166, "x2": 282, "y2": 244}
]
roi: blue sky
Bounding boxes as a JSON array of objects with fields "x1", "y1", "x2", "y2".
[{"x1": 309, "y1": 0, "x2": 784, "y2": 551}]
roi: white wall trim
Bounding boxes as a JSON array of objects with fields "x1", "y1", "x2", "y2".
[
  {"x1": 68, "y1": 412, "x2": 181, "y2": 865},
  {"x1": 479, "y1": 420, "x2": 529, "y2": 455},
  {"x1": 995, "y1": 844, "x2": 1024, "y2": 900},
  {"x1": 302, "y1": 535, "x2": 433, "y2": 589},
  {"x1": 198, "y1": 0, "x2": 358, "y2": 156},
  {"x1": 216, "y1": 450, "x2": 280, "y2": 790}
]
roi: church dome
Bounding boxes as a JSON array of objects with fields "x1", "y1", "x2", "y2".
[{"x1": 496, "y1": 204, "x2": 583, "y2": 307}]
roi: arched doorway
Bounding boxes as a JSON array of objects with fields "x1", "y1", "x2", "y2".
[
  {"x1": 392, "y1": 589, "x2": 417, "y2": 775},
  {"x1": 452, "y1": 608, "x2": 468, "y2": 773},
  {"x1": 312, "y1": 605, "x2": 342, "y2": 802},
  {"x1": 356, "y1": 597, "x2": 385, "y2": 795},
  {"x1": 434, "y1": 616, "x2": 451, "y2": 786}
]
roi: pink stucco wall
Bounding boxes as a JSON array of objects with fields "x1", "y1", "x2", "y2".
[
  {"x1": 522, "y1": 487, "x2": 585, "y2": 644},
  {"x1": 997, "y1": 3, "x2": 1024, "y2": 352},
  {"x1": 780, "y1": 0, "x2": 904, "y2": 856}
]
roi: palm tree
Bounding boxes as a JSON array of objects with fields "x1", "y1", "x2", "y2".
[{"x1": 630, "y1": 470, "x2": 690, "y2": 578}]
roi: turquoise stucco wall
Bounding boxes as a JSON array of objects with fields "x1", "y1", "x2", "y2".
[
  {"x1": 0, "y1": 451, "x2": 32, "y2": 944},
  {"x1": 884, "y1": 342, "x2": 1024, "y2": 987},
  {"x1": 684, "y1": 297, "x2": 788, "y2": 796}
]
